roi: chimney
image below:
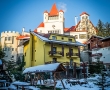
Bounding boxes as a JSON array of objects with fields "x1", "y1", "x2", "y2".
[
  {"x1": 22, "y1": 27, "x2": 25, "y2": 35},
  {"x1": 75, "y1": 16, "x2": 78, "y2": 25}
]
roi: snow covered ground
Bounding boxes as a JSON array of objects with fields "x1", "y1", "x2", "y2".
[{"x1": 8, "y1": 74, "x2": 110, "y2": 90}]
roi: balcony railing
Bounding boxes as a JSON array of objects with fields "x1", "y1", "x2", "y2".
[
  {"x1": 66, "y1": 52, "x2": 79, "y2": 57},
  {"x1": 91, "y1": 53, "x2": 102, "y2": 57},
  {"x1": 48, "y1": 51, "x2": 62, "y2": 56},
  {"x1": 91, "y1": 45, "x2": 102, "y2": 49},
  {"x1": 91, "y1": 53, "x2": 102, "y2": 59}
]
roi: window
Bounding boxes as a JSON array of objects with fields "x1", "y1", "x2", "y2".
[
  {"x1": 11, "y1": 55, "x2": 14, "y2": 58},
  {"x1": 12, "y1": 48, "x2": 14, "y2": 51},
  {"x1": 75, "y1": 35, "x2": 78, "y2": 39},
  {"x1": 52, "y1": 36, "x2": 56, "y2": 40},
  {"x1": 69, "y1": 39, "x2": 72, "y2": 42},
  {"x1": 70, "y1": 49, "x2": 73, "y2": 54},
  {"x1": 12, "y1": 36, "x2": 14, "y2": 44},
  {"x1": 79, "y1": 34, "x2": 87, "y2": 39},
  {"x1": 8, "y1": 37, "x2": 11, "y2": 41},
  {"x1": 5, "y1": 37, "x2": 7, "y2": 41},
  {"x1": 82, "y1": 16, "x2": 84, "y2": 19},
  {"x1": 5, "y1": 47, "x2": 7, "y2": 51},
  {"x1": 53, "y1": 58, "x2": 57, "y2": 63},
  {"x1": 61, "y1": 37, "x2": 64, "y2": 40},
  {"x1": 25, "y1": 53, "x2": 26, "y2": 56},
  {"x1": 8, "y1": 48, "x2": 10, "y2": 51},
  {"x1": 70, "y1": 59, "x2": 73, "y2": 68},
  {"x1": 53, "y1": 47, "x2": 56, "y2": 54}
]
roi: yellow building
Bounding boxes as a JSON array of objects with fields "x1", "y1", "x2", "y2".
[{"x1": 23, "y1": 31, "x2": 84, "y2": 68}]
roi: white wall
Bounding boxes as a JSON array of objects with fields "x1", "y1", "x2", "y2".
[
  {"x1": 92, "y1": 46, "x2": 110, "y2": 63},
  {"x1": 70, "y1": 32, "x2": 87, "y2": 43},
  {"x1": 0, "y1": 31, "x2": 20, "y2": 62}
]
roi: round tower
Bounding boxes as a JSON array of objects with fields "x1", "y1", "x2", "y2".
[
  {"x1": 44, "y1": 10, "x2": 48, "y2": 22},
  {"x1": 59, "y1": 10, "x2": 64, "y2": 22}
]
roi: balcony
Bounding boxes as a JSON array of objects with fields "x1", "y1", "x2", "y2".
[
  {"x1": 91, "y1": 45, "x2": 101, "y2": 50},
  {"x1": 91, "y1": 53, "x2": 102, "y2": 59},
  {"x1": 48, "y1": 51, "x2": 62, "y2": 57},
  {"x1": 66, "y1": 52, "x2": 79, "y2": 58}
]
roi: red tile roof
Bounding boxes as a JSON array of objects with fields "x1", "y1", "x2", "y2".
[
  {"x1": 59, "y1": 10, "x2": 64, "y2": 13},
  {"x1": 65, "y1": 26, "x2": 75, "y2": 32},
  {"x1": 34, "y1": 29, "x2": 37, "y2": 33},
  {"x1": 16, "y1": 35, "x2": 30, "y2": 40},
  {"x1": 37, "y1": 22, "x2": 44, "y2": 28},
  {"x1": 49, "y1": 3, "x2": 59, "y2": 16},
  {"x1": 80, "y1": 12, "x2": 89, "y2": 16},
  {"x1": 44, "y1": 10, "x2": 48, "y2": 13},
  {"x1": 64, "y1": 28, "x2": 69, "y2": 32}
]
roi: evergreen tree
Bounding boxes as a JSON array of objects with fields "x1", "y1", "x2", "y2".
[
  {"x1": 104, "y1": 22, "x2": 110, "y2": 37},
  {"x1": 0, "y1": 46, "x2": 5, "y2": 59},
  {"x1": 96, "y1": 19, "x2": 104, "y2": 37},
  {"x1": 96, "y1": 20, "x2": 110, "y2": 37}
]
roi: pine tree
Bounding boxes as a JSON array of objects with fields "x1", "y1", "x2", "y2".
[
  {"x1": 0, "y1": 46, "x2": 5, "y2": 60},
  {"x1": 96, "y1": 19, "x2": 104, "y2": 37},
  {"x1": 96, "y1": 20, "x2": 110, "y2": 37},
  {"x1": 104, "y1": 22, "x2": 110, "y2": 37}
]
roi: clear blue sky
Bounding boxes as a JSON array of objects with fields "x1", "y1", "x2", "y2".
[{"x1": 0, "y1": 0, "x2": 110, "y2": 33}]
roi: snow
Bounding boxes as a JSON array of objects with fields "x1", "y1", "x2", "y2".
[
  {"x1": 8, "y1": 84, "x2": 17, "y2": 89},
  {"x1": 31, "y1": 32, "x2": 85, "y2": 46},
  {"x1": 23, "y1": 63, "x2": 60, "y2": 74},
  {"x1": 7, "y1": 75, "x2": 110, "y2": 90}
]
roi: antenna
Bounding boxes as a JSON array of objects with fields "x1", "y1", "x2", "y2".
[{"x1": 75, "y1": 16, "x2": 78, "y2": 25}]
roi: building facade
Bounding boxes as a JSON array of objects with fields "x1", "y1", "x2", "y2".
[
  {"x1": 17, "y1": 28, "x2": 30, "y2": 62},
  {"x1": 87, "y1": 36, "x2": 110, "y2": 68},
  {"x1": 34, "y1": 4, "x2": 65, "y2": 34},
  {"x1": 22, "y1": 31, "x2": 85, "y2": 78},
  {"x1": 0, "y1": 31, "x2": 20, "y2": 62},
  {"x1": 65, "y1": 12, "x2": 97, "y2": 44}
]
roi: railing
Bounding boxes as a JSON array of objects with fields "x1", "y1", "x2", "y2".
[
  {"x1": 66, "y1": 52, "x2": 79, "y2": 57},
  {"x1": 91, "y1": 45, "x2": 102, "y2": 49},
  {"x1": 91, "y1": 53, "x2": 102, "y2": 57},
  {"x1": 48, "y1": 51, "x2": 62, "y2": 56}
]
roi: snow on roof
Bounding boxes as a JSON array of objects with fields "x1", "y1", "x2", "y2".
[
  {"x1": 31, "y1": 32, "x2": 85, "y2": 46},
  {"x1": 23, "y1": 63, "x2": 61, "y2": 74},
  {"x1": 0, "y1": 59, "x2": 2, "y2": 65}
]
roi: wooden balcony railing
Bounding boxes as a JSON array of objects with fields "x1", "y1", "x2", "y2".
[
  {"x1": 66, "y1": 52, "x2": 79, "y2": 57},
  {"x1": 91, "y1": 45, "x2": 102, "y2": 49},
  {"x1": 48, "y1": 51, "x2": 62, "y2": 56},
  {"x1": 91, "y1": 53, "x2": 102, "y2": 57}
]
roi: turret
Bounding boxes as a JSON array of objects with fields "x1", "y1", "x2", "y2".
[
  {"x1": 59, "y1": 10, "x2": 64, "y2": 22},
  {"x1": 80, "y1": 12, "x2": 89, "y2": 22},
  {"x1": 44, "y1": 10, "x2": 48, "y2": 22}
]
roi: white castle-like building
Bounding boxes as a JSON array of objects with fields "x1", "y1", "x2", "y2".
[
  {"x1": 34, "y1": 3, "x2": 64, "y2": 34},
  {"x1": 0, "y1": 31, "x2": 20, "y2": 62}
]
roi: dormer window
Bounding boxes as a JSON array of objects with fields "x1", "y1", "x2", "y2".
[
  {"x1": 69, "y1": 39, "x2": 72, "y2": 42},
  {"x1": 52, "y1": 36, "x2": 56, "y2": 40},
  {"x1": 61, "y1": 37, "x2": 64, "y2": 40}
]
